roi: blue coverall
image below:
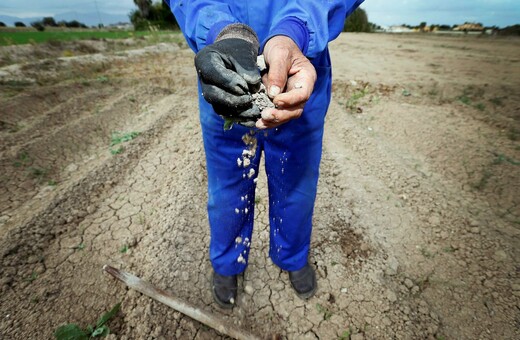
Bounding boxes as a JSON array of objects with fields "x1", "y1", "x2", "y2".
[{"x1": 167, "y1": 1, "x2": 364, "y2": 276}]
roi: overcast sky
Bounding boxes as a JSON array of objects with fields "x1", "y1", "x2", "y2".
[{"x1": 0, "y1": 0, "x2": 519, "y2": 27}]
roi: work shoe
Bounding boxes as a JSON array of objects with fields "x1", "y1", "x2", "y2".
[
  {"x1": 289, "y1": 263, "x2": 317, "y2": 300},
  {"x1": 211, "y1": 271, "x2": 237, "y2": 309}
]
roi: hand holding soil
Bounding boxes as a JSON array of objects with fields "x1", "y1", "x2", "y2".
[{"x1": 256, "y1": 35, "x2": 317, "y2": 129}]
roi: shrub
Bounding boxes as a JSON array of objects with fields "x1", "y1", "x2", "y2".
[
  {"x1": 14, "y1": 21, "x2": 26, "y2": 27},
  {"x1": 31, "y1": 21, "x2": 45, "y2": 31},
  {"x1": 344, "y1": 8, "x2": 371, "y2": 32}
]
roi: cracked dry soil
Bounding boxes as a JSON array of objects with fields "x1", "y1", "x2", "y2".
[{"x1": 0, "y1": 33, "x2": 519, "y2": 339}]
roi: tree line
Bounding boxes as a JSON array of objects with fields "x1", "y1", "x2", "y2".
[
  {"x1": 130, "y1": 1, "x2": 373, "y2": 33},
  {"x1": 0, "y1": 17, "x2": 88, "y2": 31}
]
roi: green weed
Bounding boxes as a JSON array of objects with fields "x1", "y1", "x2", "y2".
[
  {"x1": 489, "y1": 97, "x2": 504, "y2": 106},
  {"x1": 458, "y1": 95, "x2": 471, "y2": 105},
  {"x1": 109, "y1": 131, "x2": 140, "y2": 155},
  {"x1": 13, "y1": 151, "x2": 31, "y2": 167},
  {"x1": 110, "y1": 146, "x2": 124, "y2": 155},
  {"x1": 316, "y1": 303, "x2": 333, "y2": 321},
  {"x1": 120, "y1": 245, "x2": 128, "y2": 254},
  {"x1": 110, "y1": 131, "x2": 140, "y2": 147},
  {"x1": 28, "y1": 167, "x2": 48, "y2": 182},
  {"x1": 25, "y1": 271, "x2": 38, "y2": 283},
  {"x1": 346, "y1": 85, "x2": 369, "y2": 112},
  {"x1": 339, "y1": 329, "x2": 351, "y2": 340},
  {"x1": 96, "y1": 76, "x2": 109, "y2": 83},
  {"x1": 474, "y1": 103, "x2": 485, "y2": 111},
  {"x1": 55, "y1": 302, "x2": 121, "y2": 340}
]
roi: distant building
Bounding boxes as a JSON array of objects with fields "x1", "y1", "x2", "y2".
[
  {"x1": 453, "y1": 23, "x2": 484, "y2": 32},
  {"x1": 388, "y1": 25, "x2": 413, "y2": 33}
]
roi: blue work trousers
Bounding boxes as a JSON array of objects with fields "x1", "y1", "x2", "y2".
[{"x1": 200, "y1": 62, "x2": 332, "y2": 276}]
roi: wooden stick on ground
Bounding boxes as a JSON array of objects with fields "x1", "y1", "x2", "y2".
[{"x1": 103, "y1": 265, "x2": 261, "y2": 340}]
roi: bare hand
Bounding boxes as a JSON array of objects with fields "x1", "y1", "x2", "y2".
[{"x1": 256, "y1": 36, "x2": 317, "y2": 129}]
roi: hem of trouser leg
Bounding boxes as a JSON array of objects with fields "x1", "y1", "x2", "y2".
[
  {"x1": 269, "y1": 255, "x2": 308, "y2": 272},
  {"x1": 211, "y1": 262, "x2": 247, "y2": 277}
]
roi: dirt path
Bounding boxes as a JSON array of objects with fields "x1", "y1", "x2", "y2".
[{"x1": 0, "y1": 33, "x2": 519, "y2": 339}]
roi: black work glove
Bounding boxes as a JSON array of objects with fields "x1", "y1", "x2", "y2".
[{"x1": 195, "y1": 24, "x2": 261, "y2": 127}]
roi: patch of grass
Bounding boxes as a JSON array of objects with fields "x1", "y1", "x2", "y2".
[
  {"x1": 55, "y1": 302, "x2": 121, "y2": 340},
  {"x1": 109, "y1": 131, "x2": 140, "y2": 155},
  {"x1": 491, "y1": 153, "x2": 520, "y2": 166},
  {"x1": 254, "y1": 197, "x2": 261, "y2": 204},
  {"x1": 13, "y1": 151, "x2": 31, "y2": 167},
  {"x1": 74, "y1": 243, "x2": 85, "y2": 250},
  {"x1": 316, "y1": 303, "x2": 333, "y2": 321},
  {"x1": 96, "y1": 76, "x2": 109, "y2": 83},
  {"x1": 30, "y1": 296, "x2": 40, "y2": 304},
  {"x1": 402, "y1": 89, "x2": 411, "y2": 97},
  {"x1": 339, "y1": 329, "x2": 351, "y2": 340},
  {"x1": 25, "y1": 271, "x2": 38, "y2": 283},
  {"x1": 110, "y1": 131, "x2": 140, "y2": 147},
  {"x1": 47, "y1": 180, "x2": 57, "y2": 186},
  {"x1": 458, "y1": 94, "x2": 471, "y2": 105},
  {"x1": 28, "y1": 166, "x2": 48, "y2": 181},
  {"x1": 110, "y1": 146, "x2": 124, "y2": 155},
  {"x1": 474, "y1": 102, "x2": 485, "y2": 111},
  {"x1": 443, "y1": 246, "x2": 455, "y2": 253},
  {"x1": 0, "y1": 30, "x2": 166, "y2": 46},
  {"x1": 120, "y1": 245, "x2": 129, "y2": 254},
  {"x1": 346, "y1": 85, "x2": 369, "y2": 112}
]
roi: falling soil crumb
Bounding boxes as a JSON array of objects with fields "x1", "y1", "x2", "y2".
[{"x1": 247, "y1": 168, "x2": 256, "y2": 179}]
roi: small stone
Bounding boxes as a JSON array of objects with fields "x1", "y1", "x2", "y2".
[
  {"x1": 470, "y1": 227, "x2": 480, "y2": 234},
  {"x1": 511, "y1": 283, "x2": 520, "y2": 291},
  {"x1": 244, "y1": 285, "x2": 254, "y2": 295},
  {"x1": 493, "y1": 250, "x2": 508, "y2": 261},
  {"x1": 386, "y1": 289, "x2": 397, "y2": 302},
  {"x1": 341, "y1": 288, "x2": 348, "y2": 294},
  {"x1": 386, "y1": 257, "x2": 399, "y2": 276},
  {"x1": 404, "y1": 278, "x2": 414, "y2": 289},
  {"x1": 354, "y1": 294, "x2": 365, "y2": 302}
]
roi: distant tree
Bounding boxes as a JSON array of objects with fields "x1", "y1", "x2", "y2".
[
  {"x1": 130, "y1": 0, "x2": 178, "y2": 30},
  {"x1": 343, "y1": 8, "x2": 371, "y2": 32},
  {"x1": 419, "y1": 21, "x2": 427, "y2": 31},
  {"x1": 0, "y1": 22, "x2": 6, "y2": 27},
  {"x1": 31, "y1": 21, "x2": 45, "y2": 31},
  {"x1": 14, "y1": 21, "x2": 26, "y2": 27},
  {"x1": 57, "y1": 20, "x2": 67, "y2": 27},
  {"x1": 42, "y1": 16, "x2": 58, "y2": 27},
  {"x1": 134, "y1": 0, "x2": 152, "y2": 18}
]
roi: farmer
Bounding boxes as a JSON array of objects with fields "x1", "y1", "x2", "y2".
[{"x1": 166, "y1": 0, "x2": 364, "y2": 308}]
